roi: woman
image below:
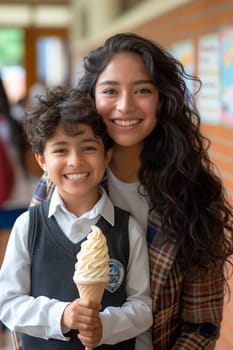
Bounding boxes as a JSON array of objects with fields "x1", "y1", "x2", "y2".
[{"x1": 31, "y1": 33, "x2": 233, "y2": 349}]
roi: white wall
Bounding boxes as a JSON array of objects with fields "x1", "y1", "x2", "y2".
[{"x1": 0, "y1": 4, "x2": 70, "y2": 27}]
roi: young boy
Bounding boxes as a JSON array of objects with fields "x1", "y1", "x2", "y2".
[{"x1": 0, "y1": 87, "x2": 152, "y2": 350}]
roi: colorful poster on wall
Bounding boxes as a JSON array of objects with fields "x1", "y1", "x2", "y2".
[
  {"x1": 169, "y1": 40, "x2": 195, "y2": 95},
  {"x1": 220, "y1": 28, "x2": 233, "y2": 124},
  {"x1": 197, "y1": 33, "x2": 221, "y2": 124}
]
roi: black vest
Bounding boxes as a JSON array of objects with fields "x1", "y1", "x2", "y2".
[{"x1": 21, "y1": 201, "x2": 135, "y2": 350}]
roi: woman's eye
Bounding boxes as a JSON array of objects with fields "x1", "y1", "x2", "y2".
[
  {"x1": 103, "y1": 88, "x2": 117, "y2": 95},
  {"x1": 136, "y1": 88, "x2": 151, "y2": 94}
]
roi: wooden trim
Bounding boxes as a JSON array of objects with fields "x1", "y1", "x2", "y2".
[{"x1": 24, "y1": 27, "x2": 69, "y2": 98}]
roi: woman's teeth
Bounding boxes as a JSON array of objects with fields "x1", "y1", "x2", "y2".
[{"x1": 113, "y1": 119, "x2": 140, "y2": 126}]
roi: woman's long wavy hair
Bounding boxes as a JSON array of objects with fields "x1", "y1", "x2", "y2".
[{"x1": 78, "y1": 32, "x2": 233, "y2": 277}]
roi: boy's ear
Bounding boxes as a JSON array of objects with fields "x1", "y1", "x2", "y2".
[
  {"x1": 35, "y1": 153, "x2": 47, "y2": 172},
  {"x1": 105, "y1": 148, "x2": 112, "y2": 168}
]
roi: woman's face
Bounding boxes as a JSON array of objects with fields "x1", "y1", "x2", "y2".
[{"x1": 95, "y1": 52, "x2": 158, "y2": 148}]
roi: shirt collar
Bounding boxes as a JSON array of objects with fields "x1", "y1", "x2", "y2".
[{"x1": 48, "y1": 186, "x2": 115, "y2": 226}]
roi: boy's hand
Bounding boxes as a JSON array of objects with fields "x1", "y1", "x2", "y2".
[
  {"x1": 77, "y1": 316, "x2": 102, "y2": 349},
  {"x1": 61, "y1": 298, "x2": 102, "y2": 347}
]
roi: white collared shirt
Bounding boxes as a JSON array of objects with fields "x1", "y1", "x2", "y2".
[{"x1": 0, "y1": 187, "x2": 152, "y2": 349}]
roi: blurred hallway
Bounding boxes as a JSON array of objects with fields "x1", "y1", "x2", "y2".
[{"x1": 0, "y1": 1, "x2": 233, "y2": 349}]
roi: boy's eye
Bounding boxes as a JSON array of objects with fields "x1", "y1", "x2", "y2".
[
  {"x1": 53, "y1": 148, "x2": 66, "y2": 154},
  {"x1": 83, "y1": 146, "x2": 96, "y2": 152}
]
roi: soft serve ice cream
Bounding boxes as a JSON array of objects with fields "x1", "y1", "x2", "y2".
[{"x1": 73, "y1": 225, "x2": 109, "y2": 284}]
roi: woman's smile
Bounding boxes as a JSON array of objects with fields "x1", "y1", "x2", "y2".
[{"x1": 111, "y1": 119, "x2": 141, "y2": 127}]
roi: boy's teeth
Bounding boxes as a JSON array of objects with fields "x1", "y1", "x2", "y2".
[{"x1": 66, "y1": 173, "x2": 88, "y2": 180}]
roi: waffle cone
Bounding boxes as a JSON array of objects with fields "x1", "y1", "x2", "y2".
[
  {"x1": 75, "y1": 281, "x2": 107, "y2": 350},
  {"x1": 76, "y1": 281, "x2": 107, "y2": 303}
]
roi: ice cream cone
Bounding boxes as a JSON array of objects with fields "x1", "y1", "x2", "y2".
[{"x1": 73, "y1": 226, "x2": 109, "y2": 350}]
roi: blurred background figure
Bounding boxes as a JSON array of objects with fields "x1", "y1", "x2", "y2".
[
  {"x1": 0, "y1": 74, "x2": 41, "y2": 347},
  {"x1": 11, "y1": 96, "x2": 26, "y2": 122}
]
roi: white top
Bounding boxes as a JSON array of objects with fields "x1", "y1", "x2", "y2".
[
  {"x1": 107, "y1": 168, "x2": 149, "y2": 234},
  {"x1": 0, "y1": 187, "x2": 152, "y2": 349}
]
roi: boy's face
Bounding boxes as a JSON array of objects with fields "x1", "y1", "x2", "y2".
[{"x1": 35, "y1": 124, "x2": 112, "y2": 212}]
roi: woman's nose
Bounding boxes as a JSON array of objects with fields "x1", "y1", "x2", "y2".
[{"x1": 116, "y1": 93, "x2": 135, "y2": 113}]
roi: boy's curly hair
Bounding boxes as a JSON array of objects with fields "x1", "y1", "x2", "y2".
[{"x1": 24, "y1": 86, "x2": 113, "y2": 155}]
